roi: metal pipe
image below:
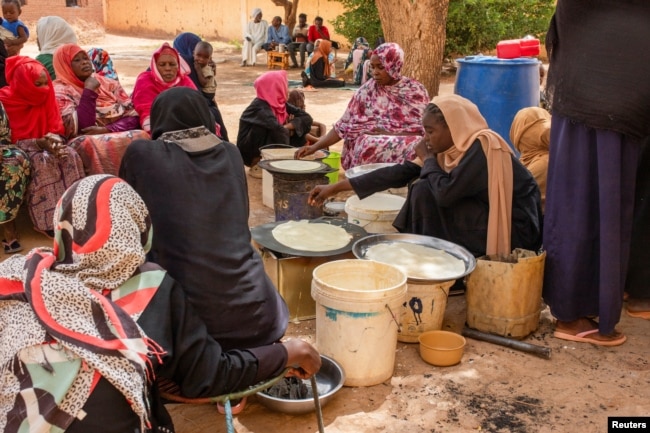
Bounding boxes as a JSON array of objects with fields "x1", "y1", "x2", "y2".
[
  {"x1": 462, "y1": 327, "x2": 552, "y2": 360},
  {"x1": 311, "y1": 376, "x2": 326, "y2": 433}
]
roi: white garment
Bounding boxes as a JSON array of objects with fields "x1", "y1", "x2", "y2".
[{"x1": 242, "y1": 19, "x2": 268, "y2": 64}]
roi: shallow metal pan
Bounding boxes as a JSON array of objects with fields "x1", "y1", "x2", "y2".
[
  {"x1": 352, "y1": 233, "x2": 476, "y2": 282},
  {"x1": 251, "y1": 217, "x2": 368, "y2": 257}
]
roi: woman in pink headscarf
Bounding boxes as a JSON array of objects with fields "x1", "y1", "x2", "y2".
[
  {"x1": 236, "y1": 70, "x2": 313, "y2": 178},
  {"x1": 130, "y1": 43, "x2": 196, "y2": 133},
  {"x1": 296, "y1": 42, "x2": 429, "y2": 169}
]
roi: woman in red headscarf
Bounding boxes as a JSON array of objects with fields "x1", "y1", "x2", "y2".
[
  {"x1": 236, "y1": 70, "x2": 313, "y2": 178},
  {"x1": 0, "y1": 56, "x2": 84, "y2": 236},
  {"x1": 53, "y1": 43, "x2": 150, "y2": 176},
  {"x1": 130, "y1": 43, "x2": 196, "y2": 133}
]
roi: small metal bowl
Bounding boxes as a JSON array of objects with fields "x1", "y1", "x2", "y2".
[{"x1": 256, "y1": 355, "x2": 345, "y2": 415}]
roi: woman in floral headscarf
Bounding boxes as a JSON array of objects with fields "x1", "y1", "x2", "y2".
[
  {"x1": 296, "y1": 42, "x2": 429, "y2": 169},
  {"x1": 131, "y1": 43, "x2": 196, "y2": 133}
]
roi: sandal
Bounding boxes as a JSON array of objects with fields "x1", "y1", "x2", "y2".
[
  {"x1": 3, "y1": 239, "x2": 22, "y2": 254},
  {"x1": 217, "y1": 397, "x2": 247, "y2": 415},
  {"x1": 553, "y1": 318, "x2": 626, "y2": 346}
]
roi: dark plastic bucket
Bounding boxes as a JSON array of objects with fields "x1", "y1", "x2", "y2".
[
  {"x1": 455, "y1": 56, "x2": 540, "y2": 150},
  {"x1": 272, "y1": 173, "x2": 328, "y2": 221}
]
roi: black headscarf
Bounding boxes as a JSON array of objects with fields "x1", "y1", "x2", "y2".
[{"x1": 150, "y1": 87, "x2": 216, "y2": 139}]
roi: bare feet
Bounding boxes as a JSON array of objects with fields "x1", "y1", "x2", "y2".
[{"x1": 554, "y1": 318, "x2": 626, "y2": 346}]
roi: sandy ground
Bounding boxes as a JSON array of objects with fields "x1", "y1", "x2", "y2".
[{"x1": 12, "y1": 34, "x2": 650, "y2": 433}]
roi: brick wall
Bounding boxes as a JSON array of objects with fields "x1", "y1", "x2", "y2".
[{"x1": 20, "y1": 0, "x2": 104, "y2": 26}]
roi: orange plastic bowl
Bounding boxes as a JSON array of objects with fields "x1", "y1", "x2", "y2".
[{"x1": 418, "y1": 330, "x2": 466, "y2": 367}]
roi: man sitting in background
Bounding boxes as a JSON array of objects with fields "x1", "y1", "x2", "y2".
[
  {"x1": 263, "y1": 16, "x2": 291, "y2": 52},
  {"x1": 288, "y1": 12, "x2": 309, "y2": 68}
]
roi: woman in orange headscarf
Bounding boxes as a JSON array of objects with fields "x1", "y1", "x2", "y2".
[
  {"x1": 308, "y1": 94, "x2": 543, "y2": 258},
  {"x1": 307, "y1": 39, "x2": 344, "y2": 88},
  {"x1": 52, "y1": 43, "x2": 150, "y2": 176},
  {"x1": 130, "y1": 43, "x2": 196, "y2": 133},
  {"x1": 0, "y1": 56, "x2": 84, "y2": 236},
  {"x1": 510, "y1": 107, "x2": 551, "y2": 212}
]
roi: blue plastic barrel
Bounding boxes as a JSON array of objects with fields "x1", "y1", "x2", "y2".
[{"x1": 455, "y1": 56, "x2": 540, "y2": 150}]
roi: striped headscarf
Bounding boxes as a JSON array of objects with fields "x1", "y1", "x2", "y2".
[{"x1": 0, "y1": 175, "x2": 166, "y2": 432}]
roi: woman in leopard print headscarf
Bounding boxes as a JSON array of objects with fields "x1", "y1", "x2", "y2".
[{"x1": 0, "y1": 174, "x2": 321, "y2": 433}]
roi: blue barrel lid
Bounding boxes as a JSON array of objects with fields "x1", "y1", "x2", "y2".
[{"x1": 456, "y1": 55, "x2": 540, "y2": 65}]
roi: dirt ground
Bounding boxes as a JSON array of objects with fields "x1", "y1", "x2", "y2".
[{"x1": 14, "y1": 33, "x2": 650, "y2": 433}]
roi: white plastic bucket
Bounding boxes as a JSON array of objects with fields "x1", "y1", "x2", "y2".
[
  {"x1": 398, "y1": 280, "x2": 454, "y2": 343},
  {"x1": 311, "y1": 259, "x2": 407, "y2": 386},
  {"x1": 345, "y1": 193, "x2": 406, "y2": 234}
]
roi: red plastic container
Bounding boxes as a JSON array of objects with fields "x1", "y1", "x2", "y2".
[{"x1": 496, "y1": 38, "x2": 540, "y2": 59}]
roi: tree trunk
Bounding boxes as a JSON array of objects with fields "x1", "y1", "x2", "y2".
[
  {"x1": 375, "y1": 0, "x2": 449, "y2": 97},
  {"x1": 270, "y1": 0, "x2": 299, "y2": 31}
]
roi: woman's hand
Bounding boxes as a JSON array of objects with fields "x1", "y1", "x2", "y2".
[
  {"x1": 282, "y1": 339, "x2": 321, "y2": 380},
  {"x1": 308, "y1": 184, "x2": 337, "y2": 207},
  {"x1": 84, "y1": 75, "x2": 101, "y2": 92},
  {"x1": 414, "y1": 136, "x2": 435, "y2": 161},
  {"x1": 295, "y1": 144, "x2": 316, "y2": 159},
  {"x1": 81, "y1": 125, "x2": 110, "y2": 135},
  {"x1": 36, "y1": 134, "x2": 66, "y2": 157}
]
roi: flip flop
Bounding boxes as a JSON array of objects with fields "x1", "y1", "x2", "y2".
[
  {"x1": 553, "y1": 329, "x2": 627, "y2": 347},
  {"x1": 626, "y1": 308, "x2": 650, "y2": 320}
]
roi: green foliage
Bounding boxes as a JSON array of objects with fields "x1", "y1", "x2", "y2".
[
  {"x1": 328, "y1": 0, "x2": 555, "y2": 56},
  {"x1": 328, "y1": 0, "x2": 383, "y2": 48},
  {"x1": 445, "y1": 0, "x2": 555, "y2": 57}
]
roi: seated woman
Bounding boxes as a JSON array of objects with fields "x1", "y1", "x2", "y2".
[
  {"x1": 120, "y1": 87, "x2": 291, "y2": 352},
  {"x1": 237, "y1": 70, "x2": 313, "y2": 178},
  {"x1": 344, "y1": 36, "x2": 371, "y2": 85},
  {"x1": 53, "y1": 43, "x2": 149, "y2": 176},
  {"x1": 87, "y1": 47, "x2": 119, "y2": 80},
  {"x1": 0, "y1": 56, "x2": 84, "y2": 237},
  {"x1": 308, "y1": 95, "x2": 543, "y2": 258},
  {"x1": 130, "y1": 42, "x2": 196, "y2": 133},
  {"x1": 0, "y1": 101, "x2": 30, "y2": 254},
  {"x1": 0, "y1": 174, "x2": 321, "y2": 432},
  {"x1": 510, "y1": 106, "x2": 551, "y2": 212},
  {"x1": 296, "y1": 43, "x2": 429, "y2": 169},
  {"x1": 34, "y1": 16, "x2": 78, "y2": 80},
  {"x1": 172, "y1": 31, "x2": 229, "y2": 141},
  {"x1": 306, "y1": 39, "x2": 345, "y2": 88}
]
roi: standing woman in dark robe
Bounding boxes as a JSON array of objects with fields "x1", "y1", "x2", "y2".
[
  {"x1": 120, "y1": 87, "x2": 290, "y2": 352},
  {"x1": 172, "y1": 32, "x2": 229, "y2": 141},
  {"x1": 307, "y1": 95, "x2": 543, "y2": 258},
  {"x1": 237, "y1": 70, "x2": 312, "y2": 178},
  {"x1": 542, "y1": 0, "x2": 650, "y2": 346}
]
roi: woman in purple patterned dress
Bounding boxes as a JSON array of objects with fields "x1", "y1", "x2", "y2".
[{"x1": 296, "y1": 42, "x2": 429, "y2": 169}]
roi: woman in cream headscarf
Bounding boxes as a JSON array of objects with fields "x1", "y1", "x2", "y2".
[
  {"x1": 510, "y1": 107, "x2": 551, "y2": 212},
  {"x1": 241, "y1": 8, "x2": 268, "y2": 66},
  {"x1": 307, "y1": 94, "x2": 543, "y2": 258},
  {"x1": 35, "y1": 16, "x2": 78, "y2": 79}
]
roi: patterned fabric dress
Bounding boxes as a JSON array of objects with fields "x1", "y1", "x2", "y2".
[
  {"x1": 333, "y1": 43, "x2": 430, "y2": 169},
  {"x1": 0, "y1": 102, "x2": 30, "y2": 225},
  {"x1": 0, "y1": 56, "x2": 85, "y2": 234}
]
